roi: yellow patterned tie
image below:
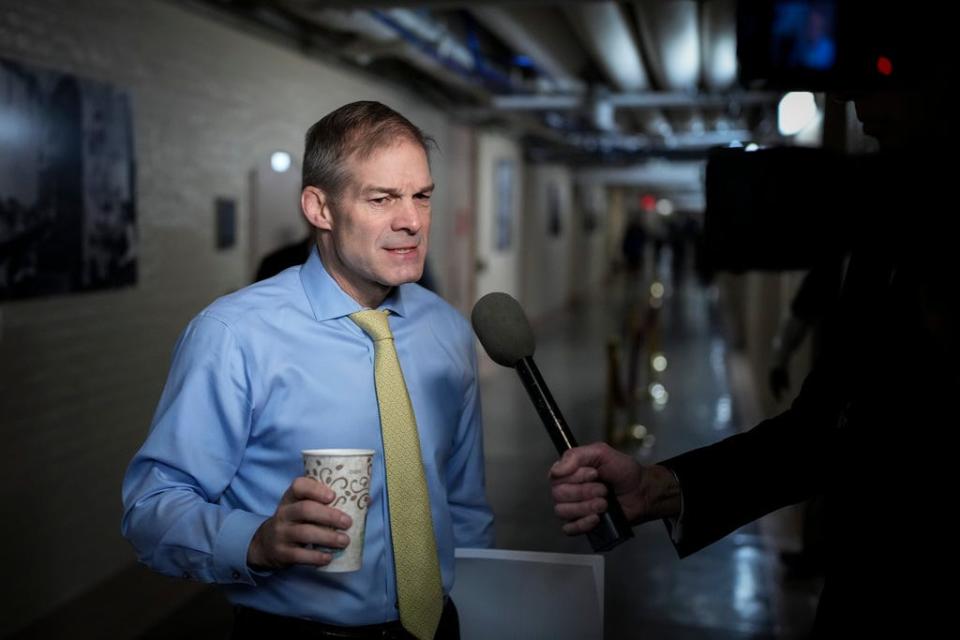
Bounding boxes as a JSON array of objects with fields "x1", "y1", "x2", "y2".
[{"x1": 349, "y1": 310, "x2": 443, "y2": 640}]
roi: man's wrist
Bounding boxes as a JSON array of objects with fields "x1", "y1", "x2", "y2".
[
  {"x1": 641, "y1": 464, "x2": 682, "y2": 522},
  {"x1": 212, "y1": 509, "x2": 270, "y2": 584}
]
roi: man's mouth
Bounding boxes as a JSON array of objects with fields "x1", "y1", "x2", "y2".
[{"x1": 385, "y1": 247, "x2": 417, "y2": 254}]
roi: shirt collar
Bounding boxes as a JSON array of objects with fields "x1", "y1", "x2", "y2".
[{"x1": 300, "y1": 246, "x2": 408, "y2": 321}]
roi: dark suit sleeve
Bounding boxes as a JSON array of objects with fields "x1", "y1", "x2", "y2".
[{"x1": 659, "y1": 365, "x2": 844, "y2": 557}]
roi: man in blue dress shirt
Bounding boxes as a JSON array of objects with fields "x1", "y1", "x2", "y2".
[{"x1": 122, "y1": 101, "x2": 494, "y2": 638}]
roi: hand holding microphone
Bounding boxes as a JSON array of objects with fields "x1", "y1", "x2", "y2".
[{"x1": 471, "y1": 292, "x2": 634, "y2": 552}]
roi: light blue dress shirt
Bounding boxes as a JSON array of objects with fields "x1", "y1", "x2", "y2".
[{"x1": 121, "y1": 248, "x2": 494, "y2": 624}]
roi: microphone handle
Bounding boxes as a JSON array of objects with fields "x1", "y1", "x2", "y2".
[{"x1": 515, "y1": 358, "x2": 634, "y2": 553}]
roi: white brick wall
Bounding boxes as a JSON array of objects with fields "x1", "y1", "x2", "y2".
[{"x1": 0, "y1": 0, "x2": 457, "y2": 633}]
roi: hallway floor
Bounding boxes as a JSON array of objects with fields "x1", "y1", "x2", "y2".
[{"x1": 121, "y1": 267, "x2": 823, "y2": 639}]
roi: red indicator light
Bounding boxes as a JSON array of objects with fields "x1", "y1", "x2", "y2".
[{"x1": 877, "y1": 56, "x2": 893, "y2": 76}]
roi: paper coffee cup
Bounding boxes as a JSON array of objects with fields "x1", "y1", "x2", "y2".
[{"x1": 302, "y1": 448, "x2": 375, "y2": 572}]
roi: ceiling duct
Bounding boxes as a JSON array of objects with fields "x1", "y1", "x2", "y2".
[
  {"x1": 700, "y1": 0, "x2": 739, "y2": 91},
  {"x1": 469, "y1": 6, "x2": 586, "y2": 94},
  {"x1": 278, "y1": 3, "x2": 522, "y2": 99},
  {"x1": 632, "y1": 0, "x2": 701, "y2": 92},
  {"x1": 563, "y1": 1, "x2": 650, "y2": 92}
]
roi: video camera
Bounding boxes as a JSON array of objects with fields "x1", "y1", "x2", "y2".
[
  {"x1": 737, "y1": 0, "x2": 931, "y2": 92},
  {"x1": 703, "y1": 1, "x2": 941, "y2": 272}
]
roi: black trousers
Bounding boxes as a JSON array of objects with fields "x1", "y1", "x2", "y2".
[{"x1": 230, "y1": 599, "x2": 460, "y2": 640}]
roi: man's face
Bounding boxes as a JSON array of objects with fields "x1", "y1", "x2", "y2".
[
  {"x1": 852, "y1": 90, "x2": 938, "y2": 150},
  {"x1": 313, "y1": 139, "x2": 433, "y2": 307}
]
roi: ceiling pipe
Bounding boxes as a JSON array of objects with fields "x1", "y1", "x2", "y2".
[
  {"x1": 632, "y1": 0, "x2": 701, "y2": 92},
  {"x1": 577, "y1": 160, "x2": 705, "y2": 190},
  {"x1": 562, "y1": 2, "x2": 674, "y2": 137},
  {"x1": 563, "y1": 2, "x2": 649, "y2": 92},
  {"x1": 630, "y1": 1, "x2": 702, "y2": 141},
  {"x1": 700, "y1": 0, "x2": 739, "y2": 91},
  {"x1": 491, "y1": 91, "x2": 780, "y2": 110}
]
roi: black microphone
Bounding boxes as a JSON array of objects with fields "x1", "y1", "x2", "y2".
[{"x1": 471, "y1": 292, "x2": 634, "y2": 553}]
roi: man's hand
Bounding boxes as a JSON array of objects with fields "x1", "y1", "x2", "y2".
[
  {"x1": 247, "y1": 477, "x2": 353, "y2": 570},
  {"x1": 549, "y1": 442, "x2": 681, "y2": 535}
]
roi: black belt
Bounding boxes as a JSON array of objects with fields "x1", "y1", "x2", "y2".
[{"x1": 231, "y1": 599, "x2": 459, "y2": 640}]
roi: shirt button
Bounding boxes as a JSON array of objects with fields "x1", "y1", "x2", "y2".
[{"x1": 232, "y1": 570, "x2": 241, "y2": 580}]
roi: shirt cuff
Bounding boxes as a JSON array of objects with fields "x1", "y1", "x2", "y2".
[
  {"x1": 212, "y1": 509, "x2": 271, "y2": 585},
  {"x1": 663, "y1": 468, "x2": 685, "y2": 545}
]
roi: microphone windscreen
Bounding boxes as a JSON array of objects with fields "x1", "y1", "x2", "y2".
[{"x1": 471, "y1": 292, "x2": 535, "y2": 367}]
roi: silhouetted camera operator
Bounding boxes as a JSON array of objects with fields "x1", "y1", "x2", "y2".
[{"x1": 549, "y1": 3, "x2": 957, "y2": 635}]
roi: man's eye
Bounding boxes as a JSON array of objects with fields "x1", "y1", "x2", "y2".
[{"x1": 370, "y1": 197, "x2": 389, "y2": 205}]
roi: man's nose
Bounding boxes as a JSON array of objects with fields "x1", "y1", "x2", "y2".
[{"x1": 392, "y1": 198, "x2": 423, "y2": 233}]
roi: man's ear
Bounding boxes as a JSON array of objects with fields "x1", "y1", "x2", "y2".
[{"x1": 301, "y1": 186, "x2": 334, "y2": 231}]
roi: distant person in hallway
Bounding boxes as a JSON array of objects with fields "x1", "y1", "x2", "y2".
[
  {"x1": 667, "y1": 212, "x2": 697, "y2": 287},
  {"x1": 548, "y1": 79, "x2": 957, "y2": 635},
  {"x1": 123, "y1": 101, "x2": 493, "y2": 640},
  {"x1": 621, "y1": 210, "x2": 647, "y2": 276},
  {"x1": 254, "y1": 233, "x2": 313, "y2": 282}
]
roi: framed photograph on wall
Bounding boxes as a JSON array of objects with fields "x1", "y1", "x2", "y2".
[
  {"x1": 0, "y1": 58, "x2": 137, "y2": 301},
  {"x1": 215, "y1": 197, "x2": 236, "y2": 250},
  {"x1": 494, "y1": 158, "x2": 514, "y2": 252}
]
